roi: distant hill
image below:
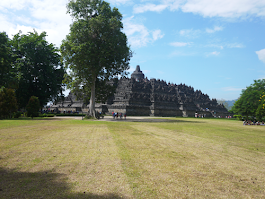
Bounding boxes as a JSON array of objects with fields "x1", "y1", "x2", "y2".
[
  {"x1": 226, "y1": 100, "x2": 237, "y2": 108},
  {"x1": 217, "y1": 99, "x2": 237, "y2": 111}
]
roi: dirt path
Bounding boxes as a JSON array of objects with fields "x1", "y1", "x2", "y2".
[{"x1": 53, "y1": 115, "x2": 178, "y2": 122}]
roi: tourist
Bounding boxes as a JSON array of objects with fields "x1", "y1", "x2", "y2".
[
  {"x1": 243, "y1": 120, "x2": 246, "y2": 125},
  {"x1": 261, "y1": 121, "x2": 265, "y2": 125},
  {"x1": 124, "y1": 113, "x2": 126, "y2": 119},
  {"x1": 112, "y1": 112, "x2": 115, "y2": 119},
  {"x1": 120, "y1": 112, "x2": 123, "y2": 119}
]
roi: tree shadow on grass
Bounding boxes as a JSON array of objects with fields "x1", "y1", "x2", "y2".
[
  {"x1": 0, "y1": 167, "x2": 125, "y2": 199},
  {"x1": 6, "y1": 117, "x2": 68, "y2": 121}
]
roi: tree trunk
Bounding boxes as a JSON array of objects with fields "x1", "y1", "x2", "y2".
[{"x1": 89, "y1": 77, "x2": 96, "y2": 117}]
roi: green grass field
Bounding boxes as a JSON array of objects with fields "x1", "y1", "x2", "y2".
[{"x1": 0, "y1": 117, "x2": 264, "y2": 198}]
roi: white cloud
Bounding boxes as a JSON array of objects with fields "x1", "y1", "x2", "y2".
[
  {"x1": 256, "y1": 49, "x2": 265, "y2": 63},
  {"x1": 206, "y1": 26, "x2": 223, "y2": 33},
  {"x1": 169, "y1": 51, "x2": 197, "y2": 57},
  {"x1": 14, "y1": 15, "x2": 38, "y2": 26},
  {"x1": 181, "y1": 0, "x2": 265, "y2": 18},
  {"x1": 10, "y1": 25, "x2": 41, "y2": 36},
  {"x1": 170, "y1": 42, "x2": 192, "y2": 47},
  {"x1": 143, "y1": 69, "x2": 150, "y2": 74},
  {"x1": 168, "y1": 0, "x2": 184, "y2": 11},
  {"x1": 152, "y1": 29, "x2": 164, "y2": 41},
  {"x1": 123, "y1": 16, "x2": 163, "y2": 48},
  {"x1": 128, "y1": 66, "x2": 136, "y2": 73},
  {"x1": 123, "y1": 16, "x2": 150, "y2": 48},
  {"x1": 131, "y1": 0, "x2": 183, "y2": 14},
  {"x1": 222, "y1": 87, "x2": 243, "y2": 91},
  {"x1": 0, "y1": 0, "x2": 30, "y2": 10},
  {"x1": 207, "y1": 51, "x2": 220, "y2": 56},
  {"x1": 207, "y1": 44, "x2": 224, "y2": 49},
  {"x1": 157, "y1": 70, "x2": 165, "y2": 74},
  {"x1": 206, "y1": 43, "x2": 244, "y2": 49},
  {"x1": 179, "y1": 29, "x2": 201, "y2": 38},
  {"x1": 227, "y1": 43, "x2": 245, "y2": 48},
  {"x1": 0, "y1": 0, "x2": 71, "y2": 47},
  {"x1": 211, "y1": 51, "x2": 220, "y2": 55},
  {"x1": 133, "y1": 3, "x2": 168, "y2": 14},
  {"x1": 0, "y1": 14, "x2": 16, "y2": 34},
  {"x1": 30, "y1": 0, "x2": 70, "y2": 22},
  {"x1": 132, "y1": 0, "x2": 265, "y2": 19},
  {"x1": 108, "y1": 0, "x2": 132, "y2": 5}
]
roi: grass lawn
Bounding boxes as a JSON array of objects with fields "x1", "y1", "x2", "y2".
[{"x1": 0, "y1": 117, "x2": 264, "y2": 198}]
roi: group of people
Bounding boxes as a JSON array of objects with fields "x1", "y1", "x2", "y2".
[
  {"x1": 243, "y1": 120, "x2": 265, "y2": 125},
  {"x1": 112, "y1": 112, "x2": 126, "y2": 119},
  {"x1": 195, "y1": 113, "x2": 207, "y2": 118}
]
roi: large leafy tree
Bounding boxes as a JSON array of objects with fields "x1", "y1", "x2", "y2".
[
  {"x1": 61, "y1": 0, "x2": 132, "y2": 117},
  {"x1": 232, "y1": 79, "x2": 265, "y2": 119},
  {"x1": 0, "y1": 32, "x2": 16, "y2": 88},
  {"x1": 12, "y1": 30, "x2": 65, "y2": 108}
]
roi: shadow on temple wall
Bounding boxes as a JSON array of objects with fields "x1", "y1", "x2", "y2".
[{"x1": 0, "y1": 167, "x2": 125, "y2": 199}]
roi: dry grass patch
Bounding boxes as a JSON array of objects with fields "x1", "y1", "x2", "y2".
[
  {"x1": 0, "y1": 120, "x2": 132, "y2": 198},
  {"x1": 108, "y1": 119, "x2": 265, "y2": 198},
  {"x1": 0, "y1": 118, "x2": 265, "y2": 198}
]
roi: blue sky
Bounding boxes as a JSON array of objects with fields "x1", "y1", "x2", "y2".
[{"x1": 1, "y1": 0, "x2": 265, "y2": 100}]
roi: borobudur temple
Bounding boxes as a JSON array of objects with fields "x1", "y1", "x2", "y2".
[{"x1": 50, "y1": 65, "x2": 228, "y2": 117}]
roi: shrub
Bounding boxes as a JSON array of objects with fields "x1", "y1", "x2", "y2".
[
  {"x1": 39, "y1": 113, "x2": 54, "y2": 117},
  {"x1": 26, "y1": 96, "x2": 40, "y2": 118},
  {"x1": 0, "y1": 88, "x2": 18, "y2": 119},
  {"x1": 55, "y1": 113, "x2": 86, "y2": 117},
  {"x1": 84, "y1": 115, "x2": 94, "y2": 119},
  {"x1": 14, "y1": 111, "x2": 22, "y2": 118},
  {"x1": 234, "y1": 115, "x2": 243, "y2": 121}
]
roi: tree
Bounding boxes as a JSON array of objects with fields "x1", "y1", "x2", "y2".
[
  {"x1": 11, "y1": 30, "x2": 65, "y2": 108},
  {"x1": 256, "y1": 92, "x2": 265, "y2": 120},
  {"x1": 0, "y1": 88, "x2": 18, "y2": 119},
  {"x1": 232, "y1": 79, "x2": 265, "y2": 119},
  {"x1": 61, "y1": 0, "x2": 132, "y2": 117},
  {"x1": 26, "y1": 96, "x2": 40, "y2": 118},
  {"x1": 0, "y1": 32, "x2": 16, "y2": 88}
]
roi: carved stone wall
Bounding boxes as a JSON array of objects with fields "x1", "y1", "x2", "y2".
[{"x1": 106, "y1": 75, "x2": 228, "y2": 117}]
